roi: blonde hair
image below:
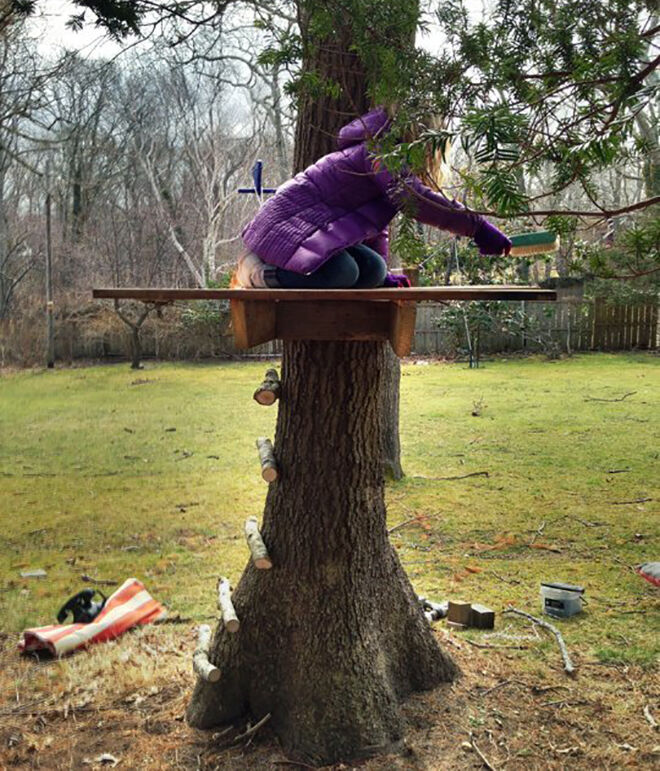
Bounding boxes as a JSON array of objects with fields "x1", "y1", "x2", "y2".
[
  {"x1": 405, "y1": 115, "x2": 452, "y2": 189},
  {"x1": 424, "y1": 115, "x2": 452, "y2": 189},
  {"x1": 384, "y1": 105, "x2": 452, "y2": 189}
]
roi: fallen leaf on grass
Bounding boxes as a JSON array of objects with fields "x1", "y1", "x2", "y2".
[
  {"x1": 530, "y1": 542, "x2": 562, "y2": 553},
  {"x1": 452, "y1": 571, "x2": 472, "y2": 582},
  {"x1": 471, "y1": 534, "x2": 517, "y2": 552}
]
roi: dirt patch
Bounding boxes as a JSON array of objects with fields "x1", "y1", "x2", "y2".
[{"x1": 1, "y1": 624, "x2": 657, "y2": 770}]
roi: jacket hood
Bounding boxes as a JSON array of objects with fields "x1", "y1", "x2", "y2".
[{"x1": 337, "y1": 107, "x2": 390, "y2": 150}]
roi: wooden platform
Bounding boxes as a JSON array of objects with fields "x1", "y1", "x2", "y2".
[{"x1": 93, "y1": 286, "x2": 557, "y2": 357}]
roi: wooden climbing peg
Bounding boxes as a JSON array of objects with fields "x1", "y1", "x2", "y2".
[
  {"x1": 192, "y1": 624, "x2": 221, "y2": 682},
  {"x1": 245, "y1": 517, "x2": 273, "y2": 569},
  {"x1": 253, "y1": 368, "x2": 281, "y2": 406},
  {"x1": 256, "y1": 437, "x2": 278, "y2": 482},
  {"x1": 217, "y1": 577, "x2": 240, "y2": 633}
]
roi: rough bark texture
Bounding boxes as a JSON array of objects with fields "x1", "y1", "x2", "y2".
[
  {"x1": 292, "y1": 41, "x2": 403, "y2": 480},
  {"x1": 292, "y1": 16, "x2": 369, "y2": 174},
  {"x1": 381, "y1": 346, "x2": 404, "y2": 480},
  {"x1": 187, "y1": 341, "x2": 457, "y2": 764}
]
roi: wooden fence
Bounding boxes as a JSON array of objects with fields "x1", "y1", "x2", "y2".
[
  {"x1": 4, "y1": 297, "x2": 655, "y2": 366},
  {"x1": 412, "y1": 298, "x2": 658, "y2": 356},
  {"x1": 591, "y1": 298, "x2": 658, "y2": 350}
]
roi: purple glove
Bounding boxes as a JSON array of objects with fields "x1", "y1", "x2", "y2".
[
  {"x1": 384, "y1": 272, "x2": 412, "y2": 288},
  {"x1": 474, "y1": 221, "x2": 512, "y2": 256}
]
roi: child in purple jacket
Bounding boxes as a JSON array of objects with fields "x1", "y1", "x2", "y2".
[{"x1": 237, "y1": 107, "x2": 511, "y2": 289}]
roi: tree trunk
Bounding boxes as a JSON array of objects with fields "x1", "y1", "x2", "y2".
[
  {"x1": 292, "y1": 19, "x2": 403, "y2": 479},
  {"x1": 292, "y1": 11, "x2": 369, "y2": 174},
  {"x1": 130, "y1": 326, "x2": 142, "y2": 369},
  {"x1": 381, "y1": 346, "x2": 404, "y2": 480},
  {"x1": 187, "y1": 341, "x2": 457, "y2": 764}
]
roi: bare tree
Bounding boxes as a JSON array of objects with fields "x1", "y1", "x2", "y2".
[
  {"x1": 0, "y1": 13, "x2": 52, "y2": 319},
  {"x1": 126, "y1": 53, "x2": 263, "y2": 286}
]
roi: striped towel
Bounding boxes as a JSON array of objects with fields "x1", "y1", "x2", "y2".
[{"x1": 19, "y1": 578, "x2": 166, "y2": 657}]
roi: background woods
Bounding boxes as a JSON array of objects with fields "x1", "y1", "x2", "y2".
[{"x1": 0, "y1": 0, "x2": 658, "y2": 366}]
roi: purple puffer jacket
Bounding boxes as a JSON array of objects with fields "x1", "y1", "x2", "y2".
[{"x1": 242, "y1": 107, "x2": 487, "y2": 275}]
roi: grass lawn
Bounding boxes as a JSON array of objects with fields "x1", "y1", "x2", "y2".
[{"x1": 0, "y1": 353, "x2": 658, "y2": 769}]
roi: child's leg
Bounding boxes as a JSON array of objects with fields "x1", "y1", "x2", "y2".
[
  {"x1": 274, "y1": 250, "x2": 359, "y2": 288},
  {"x1": 347, "y1": 243, "x2": 388, "y2": 288}
]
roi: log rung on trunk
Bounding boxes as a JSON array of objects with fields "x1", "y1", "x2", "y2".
[
  {"x1": 217, "y1": 577, "x2": 240, "y2": 633},
  {"x1": 256, "y1": 437, "x2": 278, "y2": 482},
  {"x1": 253, "y1": 368, "x2": 281, "y2": 406},
  {"x1": 245, "y1": 517, "x2": 273, "y2": 569},
  {"x1": 192, "y1": 624, "x2": 221, "y2": 682}
]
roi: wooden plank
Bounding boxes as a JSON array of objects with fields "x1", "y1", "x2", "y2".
[
  {"x1": 628, "y1": 304, "x2": 636, "y2": 348},
  {"x1": 587, "y1": 300, "x2": 596, "y2": 350},
  {"x1": 230, "y1": 300, "x2": 276, "y2": 349},
  {"x1": 649, "y1": 305, "x2": 658, "y2": 350},
  {"x1": 642, "y1": 304, "x2": 652, "y2": 348},
  {"x1": 581, "y1": 301, "x2": 591, "y2": 350},
  {"x1": 275, "y1": 300, "x2": 391, "y2": 342},
  {"x1": 93, "y1": 286, "x2": 557, "y2": 303},
  {"x1": 592, "y1": 299, "x2": 601, "y2": 349},
  {"x1": 613, "y1": 304, "x2": 620, "y2": 350},
  {"x1": 604, "y1": 303, "x2": 611, "y2": 349},
  {"x1": 639, "y1": 304, "x2": 648, "y2": 348},
  {"x1": 613, "y1": 304, "x2": 621, "y2": 349},
  {"x1": 389, "y1": 301, "x2": 417, "y2": 357},
  {"x1": 600, "y1": 300, "x2": 608, "y2": 349},
  {"x1": 600, "y1": 299, "x2": 609, "y2": 349}
]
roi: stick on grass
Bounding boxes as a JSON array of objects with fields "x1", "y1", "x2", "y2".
[
  {"x1": 469, "y1": 731, "x2": 499, "y2": 771},
  {"x1": 503, "y1": 607, "x2": 575, "y2": 676}
]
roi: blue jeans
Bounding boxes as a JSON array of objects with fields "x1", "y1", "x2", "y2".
[{"x1": 274, "y1": 243, "x2": 387, "y2": 289}]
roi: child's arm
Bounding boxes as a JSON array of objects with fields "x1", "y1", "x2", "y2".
[{"x1": 370, "y1": 159, "x2": 511, "y2": 256}]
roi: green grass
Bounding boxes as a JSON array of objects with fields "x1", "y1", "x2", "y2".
[{"x1": 1, "y1": 353, "x2": 658, "y2": 670}]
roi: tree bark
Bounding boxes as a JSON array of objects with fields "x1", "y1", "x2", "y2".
[
  {"x1": 292, "y1": 7, "x2": 369, "y2": 174},
  {"x1": 187, "y1": 341, "x2": 457, "y2": 764},
  {"x1": 292, "y1": 12, "x2": 404, "y2": 479},
  {"x1": 381, "y1": 346, "x2": 404, "y2": 480},
  {"x1": 130, "y1": 326, "x2": 142, "y2": 370}
]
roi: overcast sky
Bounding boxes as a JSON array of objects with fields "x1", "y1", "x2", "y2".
[
  {"x1": 32, "y1": 0, "x2": 487, "y2": 60},
  {"x1": 30, "y1": 0, "x2": 124, "y2": 58}
]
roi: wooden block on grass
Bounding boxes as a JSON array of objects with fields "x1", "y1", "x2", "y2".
[
  {"x1": 447, "y1": 601, "x2": 472, "y2": 626},
  {"x1": 469, "y1": 604, "x2": 495, "y2": 630}
]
